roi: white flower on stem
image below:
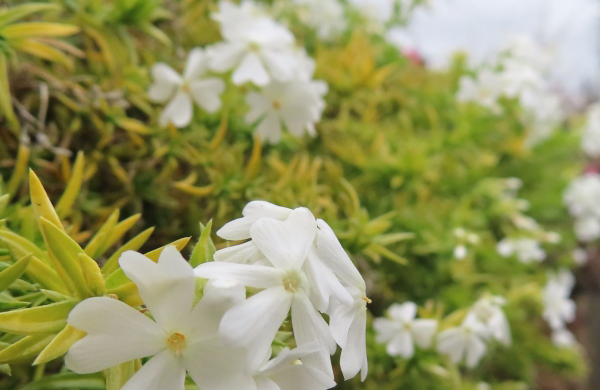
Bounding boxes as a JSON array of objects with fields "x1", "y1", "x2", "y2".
[
  {"x1": 456, "y1": 70, "x2": 503, "y2": 114},
  {"x1": 65, "y1": 247, "x2": 254, "y2": 390},
  {"x1": 373, "y1": 302, "x2": 438, "y2": 359},
  {"x1": 468, "y1": 296, "x2": 511, "y2": 346},
  {"x1": 574, "y1": 216, "x2": 600, "y2": 242},
  {"x1": 208, "y1": 0, "x2": 298, "y2": 86},
  {"x1": 552, "y1": 327, "x2": 576, "y2": 348},
  {"x1": 293, "y1": 0, "x2": 346, "y2": 40},
  {"x1": 252, "y1": 343, "x2": 336, "y2": 390},
  {"x1": 437, "y1": 315, "x2": 488, "y2": 368},
  {"x1": 496, "y1": 238, "x2": 545, "y2": 264},
  {"x1": 565, "y1": 174, "x2": 600, "y2": 218},
  {"x1": 217, "y1": 200, "x2": 292, "y2": 241},
  {"x1": 543, "y1": 269, "x2": 576, "y2": 330},
  {"x1": 149, "y1": 48, "x2": 225, "y2": 128},
  {"x1": 195, "y1": 208, "x2": 346, "y2": 380},
  {"x1": 581, "y1": 104, "x2": 600, "y2": 158},
  {"x1": 245, "y1": 78, "x2": 328, "y2": 144}
]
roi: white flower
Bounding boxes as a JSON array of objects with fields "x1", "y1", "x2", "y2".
[
  {"x1": 564, "y1": 174, "x2": 600, "y2": 219},
  {"x1": 574, "y1": 216, "x2": 600, "y2": 242},
  {"x1": 373, "y1": 302, "x2": 438, "y2": 358},
  {"x1": 456, "y1": 70, "x2": 503, "y2": 114},
  {"x1": 245, "y1": 78, "x2": 328, "y2": 143},
  {"x1": 195, "y1": 208, "x2": 346, "y2": 380},
  {"x1": 149, "y1": 48, "x2": 225, "y2": 128},
  {"x1": 573, "y1": 248, "x2": 588, "y2": 266},
  {"x1": 437, "y1": 314, "x2": 488, "y2": 368},
  {"x1": 65, "y1": 247, "x2": 254, "y2": 390},
  {"x1": 252, "y1": 343, "x2": 336, "y2": 390},
  {"x1": 581, "y1": 104, "x2": 600, "y2": 158},
  {"x1": 469, "y1": 296, "x2": 511, "y2": 346},
  {"x1": 349, "y1": 0, "x2": 395, "y2": 28},
  {"x1": 385, "y1": 27, "x2": 417, "y2": 54},
  {"x1": 552, "y1": 327, "x2": 576, "y2": 348},
  {"x1": 216, "y1": 200, "x2": 292, "y2": 241},
  {"x1": 453, "y1": 245, "x2": 468, "y2": 260},
  {"x1": 477, "y1": 382, "x2": 492, "y2": 390},
  {"x1": 543, "y1": 269, "x2": 576, "y2": 330},
  {"x1": 452, "y1": 228, "x2": 479, "y2": 260},
  {"x1": 496, "y1": 238, "x2": 545, "y2": 263},
  {"x1": 208, "y1": 0, "x2": 298, "y2": 86},
  {"x1": 293, "y1": 0, "x2": 346, "y2": 40}
]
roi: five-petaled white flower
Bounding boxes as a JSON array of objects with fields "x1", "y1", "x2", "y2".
[
  {"x1": 245, "y1": 78, "x2": 328, "y2": 144},
  {"x1": 65, "y1": 247, "x2": 254, "y2": 390},
  {"x1": 496, "y1": 237, "x2": 545, "y2": 264},
  {"x1": 373, "y1": 302, "x2": 438, "y2": 359},
  {"x1": 437, "y1": 314, "x2": 488, "y2": 368},
  {"x1": 543, "y1": 269, "x2": 576, "y2": 330},
  {"x1": 468, "y1": 296, "x2": 511, "y2": 346},
  {"x1": 149, "y1": 48, "x2": 225, "y2": 128},
  {"x1": 207, "y1": 0, "x2": 298, "y2": 86}
]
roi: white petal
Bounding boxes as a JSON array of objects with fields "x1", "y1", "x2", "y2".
[
  {"x1": 159, "y1": 91, "x2": 193, "y2": 128},
  {"x1": 189, "y1": 78, "x2": 225, "y2": 113},
  {"x1": 220, "y1": 286, "x2": 293, "y2": 370},
  {"x1": 386, "y1": 330, "x2": 414, "y2": 358},
  {"x1": 214, "y1": 241, "x2": 268, "y2": 264},
  {"x1": 259, "y1": 343, "x2": 320, "y2": 375},
  {"x1": 329, "y1": 300, "x2": 357, "y2": 348},
  {"x1": 437, "y1": 328, "x2": 466, "y2": 364},
  {"x1": 194, "y1": 261, "x2": 284, "y2": 288},
  {"x1": 233, "y1": 53, "x2": 270, "y2": 86},
  {"x1": 372, "y1": 317, "x2": 398, "y2": 344},
  {"x1": 411, "y1": 319, "x2": 438, "y2": 349},
  {"x1": 185, "y1": 279, "x2": 246, "y2": 340},
  {"x1": 207, "y1": 42, "x2": 246, "y2": 72},
  {"x1": 184, "y1": 47, "x2": 207, "y2": 80},
  {"x1": 118, "y1": 247, "x2": 195, "y2": 333},
  {"x1": 271, "y1": 365, "x2": 336, "y2": 390},
  {"x1": 261, "y1": 49, "x2": 295, "y2": 82},
  {"x1": 388, "y1": 302, "x2": 417, "y2": 322},
  {"x1": 184, "y1": 338, "x2": 255, "y2": 390},
  {"x1": 217, "y1": 218, "x2": 256, "y2": 240},
  {"x1": 243, "y1": 201, "x2": 293, "y2": 219},
  {"x1": 255, "y1": 376, "x2": 279, "y2": 390},
  {"x1": 304, "y1": 251, "x2": 353, "y2": 312},
  {"x1": 291, "y1": 292, "x2": 336, "y2": 379},
  {"x1": 315, "y1": 219, "x2": 365, "y2": 290},
  {"x1": 121, "y1": 350, "x2": 186, "y2": 390},
  {"x1": 255, "y1": 113, "x2": 283, "y2": 144},
  {"x1": 251, "y1": 208, "x2": 317, "y2": 270},
  {"x1": 466, "y1": 336, "x2": 487, "y2": 368},
  {"x1": 245, "y1": 92, "x2": 271, "y2": 124},
  {"x1": 149, "y1": 63, "x2": 181, "y2": 102},
  {"x1": 65, "y1": 297, "x2": 165, "y2": 374},
  {"x1": 340, "y1": 309, "x2": 368, "y2": 381}
]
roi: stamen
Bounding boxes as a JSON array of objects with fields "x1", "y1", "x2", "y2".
[
  {"x1": 167, "y1": 332, "x2": 187, "y2": 355},
  {"x1": 272, "y1": 100, "x2": 282, "y2": 109},
  {"x1": 362, "y1": 296, "x2": 372, "y2": 304}
]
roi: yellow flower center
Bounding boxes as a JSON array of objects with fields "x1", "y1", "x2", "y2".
[
  {"x1": 167, "y1": 332, "x2": 187, "y2": 355},
  {"x1": 272, "y1": 100, "x2": 282, "y2": 109},
  {"x1": 283, "y1": 271, "x2": 302, "y2": 293},
  {"x1": 363, "y1": 296, "x2": 372, "y2": 304},
  {"x1": 182, "y1": 83, "x2": 191, "y2": 94}
]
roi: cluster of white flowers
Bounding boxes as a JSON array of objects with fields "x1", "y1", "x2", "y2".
[
  {"x1": 496, "y1": 238, "x2": 546, "y2": 264},
  {"x1": 564, "y1": 173, "x2": 600, "y2": 242},
  {"x1": 292, "y1": 0, "x2": 347, "y2": 40},
  {"x1": 149, "y1": 0, "x2": 328, "y2": 145},
  {"x1": 452, "y1": 228, "x2": 480, "y2": 260},
  {"x1": 581, "y1": 103, "x2": 600, "y2": 158},
  {"x1": 543, "y1": 269, "x2": 577, "y2": 348},
  {"x1": 65, "y1": 201, "x2": 367, "y2": 389},
  {"x1": 374, "y1": 296, "x2": 510, "y2": 368},
  {"x1": 456, "y1": 36, "x2": 565, "y2": 145}
]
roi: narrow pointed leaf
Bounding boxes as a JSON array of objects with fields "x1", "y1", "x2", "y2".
[
  {"x1": 33, "y1": 325, "x2": 86, "y2": 365},
  {"x1": 56, "y1": 151, "x2": 85, "y2": 218},
  {"x1": 11, "y1": 38, "x2": 73, "y2": 69},
  {"x1": 20, "y1": 373, "x2": 105, "y2": 390},
  {"x1": 0, "y1": 299, "x2": 76, "y2": 335},
  {"x1": 6, "y1": 145, "x2": 30, "y2": 197},
  {"x1": 30, "y1": 170, "x2": 64, "y2": 231},
  {"x1": 189, "y1": 221, "x2": 216, "y2": 267},
  {"x1": 0, "y1": 334, "x2": 55, "y2": 364},
  {"x1": 0, "y1": 3, "x2": 60, "y2": 27},
  {"x1": 0, "y1": 254, "x2": 31, "y2": 292},
  {"x1": 0, "y1": 54, "x2": 19, "y2": 133},
  {"x1": 78, "y1": 253, "x2": 105, "y2": 296},
  {"x1": 2, "y1": 23, "x2": 79, "y2": 39},
  {"x1": 84, "y1": 209, "x2": 119, "y2": 258},
  {"x1": 102, "y1": 226, "x2": 154, "y2": 274}
]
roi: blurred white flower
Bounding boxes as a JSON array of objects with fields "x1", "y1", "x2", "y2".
[
  {"x1": 581, "y1": 103, "x2": 600, "y2": 158},
  {"x1": 469, "y1": 296, "x2": 511, "y2": 346},
  {"x1": 564, "y1": 173, "x2": 600, "y2": 218},
  {"x1": 293, "y1": 0, "x2": 346, "y2": 40},
  {"x1": 573, "y1": 248, "x2": 588, "y2": 266},
  {"x1": 477, "y1": 382, "x2": 492, "y2": 390},
  {"x1": 551, "y1": 327, "x2": 577, "y2": 348},
  {"x1": 543, "y1": 269, "x2": 576, "y2": 330},
  {"x1": 496, "y1": 238, "x2": 545, "y2": 263},
  {"x1": 66, "y1": 247, "x2": 254, "y2": 390},
  {"x1": 245, "y1": 78, "x2": 328, "y2": 143},
  {"x1": 456, "y1": 70, "x2": 503, "y2": 114},
  {"x1": 349, "y1": 0, "x2": 395, "y2": 29},
  {"x1": 149, "y1": 48, "x2": 225, "y2": 128},
  {"x1": 208, "y1": 0, "x2": 298, "y2": 86},
  {"x1": 252, "y1": 344, "x2": 336, "y2": 390},
  {"x1": 195, "y1": 208, "x2": 348, "y2": 380},
  {"x1": 373, "y1": 302, "x2": 438, "y2": 358},
  {"x1": 452, "y1": 228, "x2": 480, "y2": 260},
  {"x1": 437, "y1": 315, "x2": 488, "y2": 368},
  {"x1": 574, "y1": 216, "x2": 600, "y2": 242}
]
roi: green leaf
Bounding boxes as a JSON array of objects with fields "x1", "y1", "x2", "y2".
[
  {"x1": 78, "y1": 252, "x2": 106, "y2": 296},
  {"x1": 34, "y1": 324, "x2": 86, "y2": 365},
  {"x1": 102, "y1": 226, "x2": 154, "y2": 274},
  {"x1": 106, "y1": 360, "x2": 137, "y2": 390},
  {"x1": 0, "y1": 3, "x2": 60, "y2": 27},
  {"x1": 84, "y1": 209, "x2": 120, "y2": 259},
  {"x1": 0, "y1": 299, "x2": 77, "y2": 334},
  {"x1": 0, "y1": 299, "x2": 30, "y2": 311},
  {"x1": 30, "y1": 170, "x2": 64, "y2": 231},
  {"x1": 0, "y1": 54, "x2": 19, "y2": 133},
  {"x1": 55, "y1": 151, "x2": 85, "y2": 218},
  {"x1": 20, "y1": 373, "x2": 105, "y2": 390},
  {"x1": 0, "y1": 254, "x2": 31, "y2": 292},
  {"x1": 189, "y1": 220, "x2": 216, "y2": 267},
  {"x1": 0, "y1": 334, "x2": 55, "y2": 364}
]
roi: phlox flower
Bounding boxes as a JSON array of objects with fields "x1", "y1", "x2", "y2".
[
  {"x1": 195, "y1": 208, "x2": 347, "y2": 380},
  {"x1": 349, "y1": 0, "x2": 395, "y2": 29},
  {"x1": 564, "y1": 174, "x2": 600, "y2": 219},
  {"x1": 551, "y1": 327, "x2": 576, "y2": 348},
  {"x1": 437, "y1": 315, "x2": 488, "y2": 368},
  {"x1": 452, "y1": 228, "x2": 479, "y2": 260},
  {"x1": 208, "y1": 0, "x2": 298, "y2": 86},
  {"x1": 149, "y1": 48, "x2": 225, "y2": 128},
  {"x1": 574, "y1": 216, "x2": 600, "y2": 242},
  {"x1": 456, "y1": 70, "x2": 503, "y2": 114},
  {"x1": 293, "y1": 0, "x2": 347, "y2": 40},
  {"x1": 373, "y1": 302, "x2": 438, "y2": 358},
  {"x1": 468, "y1": 296, "x2": 511, "y2": 346},
  {"x1": 245, "y1": 78, "x2": 328, "y2": 144},
  {"x1": 252, "y1": 343, "x2": 336, "y2": 390},
  {"x1": 65, "y1": 247, "x2": 254, "y2": 390},
  {"x1": 496, "y1": 237, "x2": 545, "y2": 264},
  {"x1": 543, "y1": 269, "x2": 576, "y2": 330}
]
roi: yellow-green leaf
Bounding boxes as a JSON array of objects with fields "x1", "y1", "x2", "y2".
[
  {"x1": 0, "y1": 299, "x2": 77, "y2": 335},
  {"x1": 2, "y1": 23, "x2": 79, "y2": 39},
  {"x1": 55, "y1": 151, "x2": 85, "y2": 218},
  {"x1": 145, "y1": 237, "x2": 190, "y2": 261},
  {"x1": 0, "y1": 334, "x2": 55, "y2": 364},
  {"x1": 11, "y1": 38, "x2": 73, "y2": 69},
  {"x1": 78, "y1": 253, "x2": 106, "y2": 296},
  {"x1": 6, "y1": 144, "x2": 30, "y2": 197},
  {"x1": 0, "y1": 195, "x2": 9, "y2": 215},
  {"x1": 102, "y1": 227, "x2": 154, "y2": 274},
  {"x1": 33, "y1": 325, "x2": 86, "y2": 365},
  {"x1": 103, "y1": 214, "x2": 142, "y2": 252},
  {"x1": 30, "y1": 170, "x2": 64, "y2": 231},
  {"x1": 84, "y1": 209, "x2": 119, "y2": 258},
  {"x1": 189, "y1": 221, "x2": 216, "y2": 267},
  {"x1": 0, "y1": 254, "x2": 31, "y2": 292},
  {"x1": 115, "y1": 118, "x2": 150, "y2": 134},
  {"x1": 0, "y1": 3, "x2": 59, "y2": 27},
  {"x1": 0, "y1": 54, "x2": 19, "y2": 133},
  {"x1": 106, "y1": 282, "x2": 142, "y2": 307},
  {"x1": 106, "y1": 360, "x2": 137, "y2": 390},
  {"x1": 0, "y1": 228, "x2": 47, "y2": 262}
]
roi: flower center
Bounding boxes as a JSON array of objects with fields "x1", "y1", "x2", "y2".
[
  {"x1": 362, "y1": 296, "x2": 372, "y2": 304},
  {"x1": 249, "y1": 42, "x2": 261, "y2": 52},
  {"x1": 167, "y1": 332, "x2": 187, "y2": 355},
  {"x1": 182, "y1": 83, "x2": 191, "y2": 94},
  {"x1": 283, "y1": 271, "x2": 302, "y2": 293}
]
